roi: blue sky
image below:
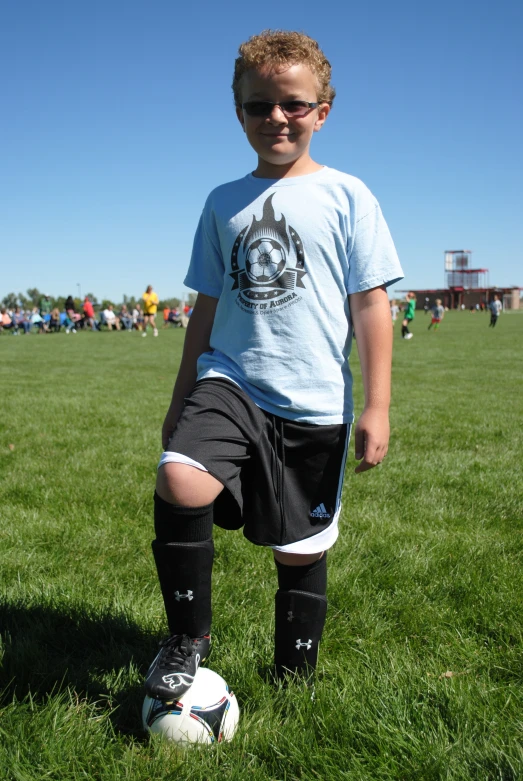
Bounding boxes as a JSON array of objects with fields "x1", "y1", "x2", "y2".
[{"x1": 1, "y1": 0, "x2": 522, "y2": 303}]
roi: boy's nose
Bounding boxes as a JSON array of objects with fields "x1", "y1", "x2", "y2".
[{"x1": 267, "y1": 104, "x2": 288, "y2": 122}]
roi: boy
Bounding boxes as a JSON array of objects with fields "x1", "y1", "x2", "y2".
[
  {"x1": 428, "y1": 299, "x2": 444, "y2": 330},
  {"x1": 142, "y1": 285, "x2": 159, "y2": 337},
  {"x1": 145, "y1": 30, "x2": 403, "y2": 701},
  {"x1": 489, "y1": 294, "x2": 502, "y2": 327},
  {"x1": 401, "y1": 292, "x2": 416, "y2": 339}
]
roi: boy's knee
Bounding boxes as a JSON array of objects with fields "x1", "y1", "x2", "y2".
[
  {"x1": 273, "y1": 550, "x2": 324, "y2": 567},
  {"x1": 156, "y1": 462, "x2": 223, "y2": 507}
]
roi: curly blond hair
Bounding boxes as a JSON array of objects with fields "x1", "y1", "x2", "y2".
[{"x1": 232, "y1": 30, "x2": 336, "y2": 108}]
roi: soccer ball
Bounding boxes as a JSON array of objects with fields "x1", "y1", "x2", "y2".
[
  {"x1": 246, "y1": 238, "x2": 286, "y2": 283},
  {"x1": 142, "y1": 667, "x2": 240, "y2": 745}
]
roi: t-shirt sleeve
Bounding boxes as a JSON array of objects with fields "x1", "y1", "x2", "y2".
[
  {"x1": 184, "y1": 201, "x2": 225, "y2": 298},
  {"x1": 347, "y1": 203, "x2": 404, "y2": 295}
]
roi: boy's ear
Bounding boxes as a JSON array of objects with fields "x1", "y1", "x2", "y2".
[
  {"x1": 313, "y1": 102, "x2": 331, "y2": 133},
  {"x1": 236, "y1": 106, "x2": 246, "y2": 132}
]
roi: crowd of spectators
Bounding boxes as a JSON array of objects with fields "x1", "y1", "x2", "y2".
[{"x1": 0, "y1": 294, "x2": 192, "y2": 335}]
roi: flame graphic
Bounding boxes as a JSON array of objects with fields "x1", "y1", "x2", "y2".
[{"x1": 243, "y1": 194, "x2": 290, "y2": 253}]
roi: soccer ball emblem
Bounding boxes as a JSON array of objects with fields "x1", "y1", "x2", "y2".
[{"x1": 245, "y1": 239, "x2": 286, "y2": 284}]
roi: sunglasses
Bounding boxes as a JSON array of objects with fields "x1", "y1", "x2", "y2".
[{"x1": 241, "y1": 100, "x2": 321, "y2": 118}]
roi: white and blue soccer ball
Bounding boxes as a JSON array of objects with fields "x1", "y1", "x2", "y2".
[
  {"x1": 246, "y1": 239, "x2": 286, "y2": 283},
  {"x1": 142, "y1": 667, "x2": 240, "y2": 745}
]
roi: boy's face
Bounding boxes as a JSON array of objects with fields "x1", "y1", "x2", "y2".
[{"x1": 236, "y1": 63, "x2": 330, "y2": 176}]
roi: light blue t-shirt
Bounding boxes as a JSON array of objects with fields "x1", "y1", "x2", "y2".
[{"x1": 185, "y1": 166, "x2": 404, "y2": 424}]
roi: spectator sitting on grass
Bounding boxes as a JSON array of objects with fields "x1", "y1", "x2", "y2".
[
  {"x1": 103, "y1": 304, "x2": 120, "y2": 330},
  {"x1": 30, "y1": 307, "x2": 45, "y2": 332},
  {"x1": 133, "y1": 304, "x2": 144, "y2": 331},
  {"x1": 119, "y1": 304, "x2": 133, "y2": 330},
  {"x1": 83, "y1": 297, "x2": 97, "y2": 330},
  {"x1": 0, "y1": 308, "x2": 14, "y2": 333},
  {"x1": 11, "y1": 306, "x2": 32, "y2": 335},
  {"x1": 49, "y1": 308, "x2": 62, "y2": 333},
  {"x1": 167, "y1": 307, "x2": 182, "y2": 327},
  {"x1": 65, "y1": 295, "x2": 82, "y2": 333}
]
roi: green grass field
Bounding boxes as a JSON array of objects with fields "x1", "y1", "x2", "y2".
[{"x1": 1, "y1": 311, "x2": 522, "y2": 780}]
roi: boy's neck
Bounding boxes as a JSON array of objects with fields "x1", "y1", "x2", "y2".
[{"x1": 252, "y1": 155, "x2": 324, "y2": 179}]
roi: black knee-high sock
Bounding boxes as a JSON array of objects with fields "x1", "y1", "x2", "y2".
[
  {"x1": 402, "y1": 324, "x2": 409, "y2": 336},
  {"x1": 274, "y1": 554, "x2": 328, "y2": 678},
  {"x1": 152, "y1": 491, "x2": 214, "y2": 637}
]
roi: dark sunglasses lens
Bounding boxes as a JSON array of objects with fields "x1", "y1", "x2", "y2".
[
  {"x1": 243, "y1": 101, "x2": 313, "y2": 117},
  {"x1": 281, "y1": 101, "x2": 310, "y2": 116},
  {"x1": 243, "y1": 102, "x2": 273, "y2": 117}
]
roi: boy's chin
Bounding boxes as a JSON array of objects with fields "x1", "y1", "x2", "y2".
[{"x1": 257, "y1": 150, "x2": 309, "y2": 169}]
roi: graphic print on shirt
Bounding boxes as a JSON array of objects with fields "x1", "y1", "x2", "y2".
[{"x1": 230, "y1": 194, "x2": 307, "y2": 315}]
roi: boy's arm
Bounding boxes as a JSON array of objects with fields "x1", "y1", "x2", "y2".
[
  {"x1": 349, "y1": 285, "x2": 393, "y2": 474},
  {"x1": 161, "y1": 292, "x2": 218, "y2": 449}
]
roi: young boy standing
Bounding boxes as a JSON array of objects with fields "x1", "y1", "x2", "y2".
[
  {"x1": 145, "y1": 30, "x2": 403, "y2": 700},
  {"x1": 489, "y1": 294, "x2": 502, "y2": 327},
  {"x1": 401, "y1": 292, "x2": 416, "y2": 339},
  {"x1": 428, "y1": 299, "x2": 444, "y2": 330}
]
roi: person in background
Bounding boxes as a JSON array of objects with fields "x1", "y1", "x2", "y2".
[
  {"x1": 64, "y1": 295, "x2": 79, "y2": 333},
  {"x1": 390, "y1": 300, "x2": 399, "y2": 322},
  {"x1": 10, "y1": 306, "x2": 25, "y2": 335},
  {"x1": 39, "y1": 294, "x2": 52, "y2": 319},
  {"x1": 119, "y1": 304, "x2": 133, "y2": 331},
  {"x1": 83, "y1": 297, "x2": 96, "y2": 330},
  {"x1": 489, "y1": 294, "x2": 502, "y2": 327},
  {"x1": 49, "y1": 307, "x2": 62, "y2": 333},
  {"x1": 401, "y1": 292, "x2": 416, "y2": 339},
  {"x1": 428, "y1": 299, "x2": 444, "y2": 331},
  {"x1": 131, "y1": 305, "x2": 141, "y2": 330},
  {"x1": 142, "y1": 285, "x2": 159, "y2": 337},
  {"x1": 103, "y1": 304, "x2": 120, "y2": 330},
  {"x1": 0, "y1": 308, "x2": 14, "y2": 333},
  {"x1": 136, "y1": 304, "x2": 145, "y2": 330},
  {"x1": 19, "y1": 308, "x2": 33, "y2": 334},
  {"x1": 30, "y1": 307, "x2": 45, "y2": 333}
]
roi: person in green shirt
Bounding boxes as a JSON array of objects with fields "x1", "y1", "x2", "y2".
[
  {"x1": 402, "y1": 292, "x2": 416, "y2": 339},
  {"x1": 39, "y1": 294, "x2": 52, "y2": 317}
]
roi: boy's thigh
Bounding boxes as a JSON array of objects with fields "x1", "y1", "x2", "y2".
[{"x1": 164, "y1": 379, "x2": 266, "y2": 527}]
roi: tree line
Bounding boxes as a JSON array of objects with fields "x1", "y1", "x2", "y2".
[{"x1": 1, "y1": 288, "x2": 197, "y2": 312}]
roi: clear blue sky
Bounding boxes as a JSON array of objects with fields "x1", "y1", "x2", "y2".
[{"x1": 1, "y1": 0, "x2": 522, "y2": 303}]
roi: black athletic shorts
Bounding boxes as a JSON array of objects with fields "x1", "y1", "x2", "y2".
[{"x1": 162, "y1": 379, "x2": 350, "y2": 549}]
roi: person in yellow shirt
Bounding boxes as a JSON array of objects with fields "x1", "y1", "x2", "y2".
[{"x1": 142, "y1": 285, "x2": 159, "y2": 337}]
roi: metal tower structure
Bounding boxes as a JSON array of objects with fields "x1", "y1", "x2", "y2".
[{"x1": 444, "y1": 250, "x2": 489, "y2": 290}]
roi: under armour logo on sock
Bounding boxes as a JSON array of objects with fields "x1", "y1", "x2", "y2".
[
  {"x1": 296, "y1": 639, "x2": 312, "y2": 650},
  {"x1": 174, "y1": 590, "x2": 194, "y2": 601},
  {"x1": 287, "y1": 611, "x2": 294, "y2": 622}
]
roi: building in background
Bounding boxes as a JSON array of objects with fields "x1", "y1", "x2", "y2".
[{"x1": 397, "y1": 250, "x2": 520, "y2": 310}]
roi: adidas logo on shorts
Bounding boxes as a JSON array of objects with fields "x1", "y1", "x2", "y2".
[{"x1": 310, "y1": 503, "x2": 331, "y2": 519}]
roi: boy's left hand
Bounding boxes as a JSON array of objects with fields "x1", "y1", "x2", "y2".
[{"x1": 354, "y1": 407, "x2": 390, "y2": 473}]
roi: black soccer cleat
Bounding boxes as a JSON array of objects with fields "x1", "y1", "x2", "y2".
[{"x1": 145, "y1": 633, "x2": 210, "y2": 700}]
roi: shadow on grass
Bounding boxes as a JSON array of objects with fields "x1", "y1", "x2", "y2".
[{"x1": 0, "y1": 599, "x2": 158, "y2": 737}]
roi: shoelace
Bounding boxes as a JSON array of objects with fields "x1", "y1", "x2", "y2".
[{"x1": 158, "y1": 634, "x2": 195, "y2": 669}]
